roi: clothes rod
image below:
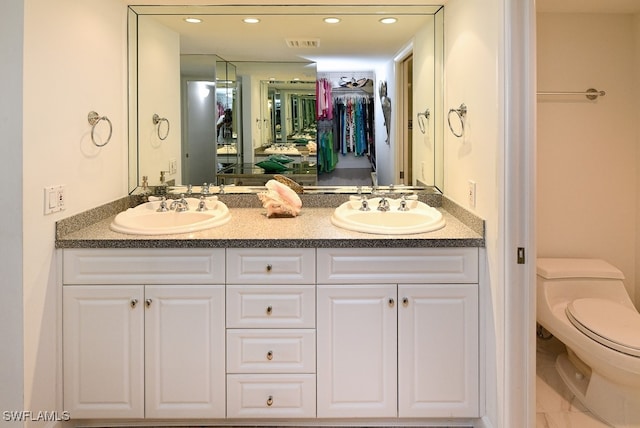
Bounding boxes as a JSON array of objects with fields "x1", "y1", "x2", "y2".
[{"x1": 536, "y1": 88, "x2": 605, "y2": 100}]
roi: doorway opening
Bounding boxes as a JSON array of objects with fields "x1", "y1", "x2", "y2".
[{"x1": 398, "y1": 54, "x2": 413, "y2": 185}]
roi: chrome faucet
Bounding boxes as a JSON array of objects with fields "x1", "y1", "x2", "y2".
[
  {"x1": 202, "y1": 183, "x2": 210, "y2": 195},
  {"x1": 170, "y1": 194, "x2": 189, "y2": 212},
  {"x1": 398, "y1": 195, "x2": 410, "y2": 211},
  {"x1": 377, "y1": 197, "x2": 390, "y2": 212},
  {"x1": 196, "y1": 196, "x2": 208, "y2": 212}
]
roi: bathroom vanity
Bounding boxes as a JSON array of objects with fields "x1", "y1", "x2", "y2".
[{"x1": 56, "y1": 193, "x2": 484, "y2": 425}]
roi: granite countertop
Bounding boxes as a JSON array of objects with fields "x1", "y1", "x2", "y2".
[{"x1": 55, "y1": 193, "x2": 484, "y2": 249}]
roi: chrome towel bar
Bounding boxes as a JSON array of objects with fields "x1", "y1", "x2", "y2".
[{"x1": 537, "y1": 88, "x2": 606, "y2": 100}]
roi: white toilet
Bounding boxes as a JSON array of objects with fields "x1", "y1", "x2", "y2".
[{"x1": 537, "y1": 258, "x2": 640, "y2": 427}]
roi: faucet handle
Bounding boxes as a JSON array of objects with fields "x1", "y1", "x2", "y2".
[
  {"x1": 156, "y1": 196, "x2": 169, "y2": 212},
  {"x1": 398, "y1": 196, "x2": 410, "y2": 211}
]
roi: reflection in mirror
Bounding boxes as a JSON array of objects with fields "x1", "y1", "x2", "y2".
[{"x1": 128, "y1": 5, "x2": 444, "y2": 194}]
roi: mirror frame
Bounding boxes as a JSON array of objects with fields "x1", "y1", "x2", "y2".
[{"x1": 127, "y1": 5, "x2": 445, "y2": 195}]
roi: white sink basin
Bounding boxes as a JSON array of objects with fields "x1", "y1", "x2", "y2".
[
  {"x1": 110, "y1": 197, "x2": 231, "y2": 235},
  {"x1": 331, "y1": 197, "x2": 445, "y2": 235}
]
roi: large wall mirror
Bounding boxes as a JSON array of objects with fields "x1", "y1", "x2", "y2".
[{"x1": 128, "y1": 4, "x2": 444, "y2": 193}]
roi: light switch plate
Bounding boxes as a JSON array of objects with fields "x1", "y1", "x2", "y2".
[
  {"x1": 468, "y1": 180, "x2": 476, "y2": 208},
  {"x1": 44, "y1": 185, "x2": 65, "y2": 215}
]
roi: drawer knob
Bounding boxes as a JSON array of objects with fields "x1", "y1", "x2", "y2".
[
  {"x1": 266, "y1": 395, "x2": 273, "y2": 407},
  {"x1": 266, "y1": 264, "x2": 273, "y2": 272},
  {"x1": 266, "y1": 350, "x2": 273, "y2": 360},
  {"x1": 145, "y1": 298, "x2": 152, "y2": 307},
  {"x1": 130, "y1": 299, "x2": 138, "y2": 308},
  {"x1": 402, "y1": 297, "x2": 409, "y2": 307},
  {"x1": 266, "y1": 305, "x2": 273, "y2": 315},
  {"x1": 388, "y1": 298, "x2": 395, "y2": 308}
]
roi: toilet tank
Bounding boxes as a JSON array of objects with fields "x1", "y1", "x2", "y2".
[
  {"x1": 537, "y1": 258, "x2": 630, "y2": 308},
  {"x1": 537, "y1": 258, "x2": 625, "y2": 281}
]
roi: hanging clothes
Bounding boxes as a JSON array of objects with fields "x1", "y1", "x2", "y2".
[
  {"x1": 316, "y1": 78, "x2": 333, "y2": 120},
  {"x1": 317, "y1": 120, "x2": 338, "y2": 173},
  {"x1": 332, "y1": 94, "x2": 373, "y2": 157}
]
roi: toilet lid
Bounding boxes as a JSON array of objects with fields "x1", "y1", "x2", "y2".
[{"x1": 566, "y1": 298, "x2": 640, "y2": 357}]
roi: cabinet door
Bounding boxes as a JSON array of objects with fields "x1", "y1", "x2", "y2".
[
  {"x1": 144, "y1": 285, "x2": 226, "y2": 418},
  {"x1": 398, "y1": 284, "x2": 479, "y2": 417},
  {"x1": 63, "y1": 285, "x2": 144, "y2": 419},
  {"x1": 317, "y1": 284, "x2": 397, "y2": 418}
]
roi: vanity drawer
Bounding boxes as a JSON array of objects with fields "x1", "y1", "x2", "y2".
[
  {"x1": 226, "y1": 248, "x2": 315, "y2": 284},
  {"x1": 226, "y1": 374, "x2": 316, "y2": 418},
  {"x1": 317, "y1": 247, "x2": 479, "y2": 284},
  {"x1": 227, "y1": 329, "x2": 316, "y2": 373},
  {"x1": 226, "y1": 285, "x2": 315, "y2": 328},
  {"x1": 63, "y1": 248, "x2": 225, "y2": 285}
]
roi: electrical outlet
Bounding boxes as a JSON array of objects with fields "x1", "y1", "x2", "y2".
[
  {"x1": 468, "y1": 180, "x2": 476, "y2": 208},
  {"x1": 169, "y1": 158, "x2": 177, "y2": 175},
  {"x1": 44, "y1": 185, "x2": 66, "y2": 215}
]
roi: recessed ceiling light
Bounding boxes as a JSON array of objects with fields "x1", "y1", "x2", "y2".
[
  {"x1": 379, "y1": 17, "x2": 398, "y2": 24},
  {"x1": 184, "y1": 17, "x2": 202, "y2": 24},
  {"x1": 324, "y1": 17, "x2": 341, "y2": 24},
  {"x1": 243, "y1": 17, "x2": 260, "y2": 24}
]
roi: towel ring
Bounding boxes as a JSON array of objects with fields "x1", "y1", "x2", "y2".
[
  {"x1": 447, "y1": 103, "x2": 467, "y2": 138},
  {"x1": 88, "y1": 111, "x2": 112, "y2": 147},
  {"x1": 152, "y1": 114, "x2": 170, "y2": 140},
  {"x1": 417, "y1": 108, "x2": 430, "y2": 134}
]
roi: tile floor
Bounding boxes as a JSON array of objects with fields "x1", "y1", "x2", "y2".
[{"x1": 536, "y1": 335, "x2": 612, "y2": 427}]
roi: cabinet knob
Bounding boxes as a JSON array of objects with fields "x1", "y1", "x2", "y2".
[
  {"x1": 266, "y1": 264, "x2": 273, "y2": 272},
  {"x1": 266, "y1": 350, "x2": 273, "y2": 360},
  {"x1": 266, "y1": 395, "x2": 273, "y2": 407},
  {"x1": 130, "y1": 299, "x2": 138, "y2": 308},
  {"x1": 388, "y1": 298, "x2": 395, "y2": 308},
  {"x1": 145, "y1": 298, "x2": 152, "y2": 307},
  {"x1": 266, "y1": 305, "x2": 273, "y2": 315},
  {"x1": 402, "y1": 297, "x2": 409, "y2": 307}
]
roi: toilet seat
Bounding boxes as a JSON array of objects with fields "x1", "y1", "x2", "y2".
[{"x1": 566, "y1": 298, "x2": 640, "y2": 357}]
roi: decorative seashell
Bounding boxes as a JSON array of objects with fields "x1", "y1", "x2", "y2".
[{"x1": 258, "y1": 179, "x2": 303, "y2": 218}]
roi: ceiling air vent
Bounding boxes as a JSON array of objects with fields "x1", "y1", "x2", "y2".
[{"x1": 285, "y1": 38, "x2": 320, "y2": 48}]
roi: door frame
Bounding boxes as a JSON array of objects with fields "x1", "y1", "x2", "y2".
[{"x1": 394, "y1": 45, "x2": 414, "y2": 185}]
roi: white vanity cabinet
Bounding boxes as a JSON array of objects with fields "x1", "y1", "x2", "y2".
[
  {"x1": 225, "y1": 248, "x2": 317, "y2": 419},
  {"x1": 316, "y1": 248, "x2": 479, "y2": 419},
  {"x1": 61, "y1": 245, "x2": 481, "y2": 423},
  {"x1": 62, "y1": 249, "x2": 226, "y2": 419}
]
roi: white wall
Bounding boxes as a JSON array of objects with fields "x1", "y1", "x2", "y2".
[
  {"x1": 374, "y1": 63, "x2": 396, "y2": 186},
  {"x1": 0, "y1": 2, "x2": 24, "y2": 426},
  {"x1": 412, "y1": 18, "x2": 436, "y2": 186},
  {"x1": 138, "y1": 16, "x2": 182, "y2": 186},
  {"x1": 444, "y1": 0, "x2": 504, "y2": 425},
  {"x1": 537, "y1": 13, "x2": 639, "y2": 304},
  {"x1": 22, "y1": 0, "x2": 127, "y2": 422}
]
